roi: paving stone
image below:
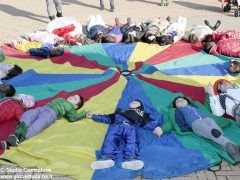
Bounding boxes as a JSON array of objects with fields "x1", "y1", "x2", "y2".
[{"x1": 205, "y1": 171, "x2": 217, "y2": 180}]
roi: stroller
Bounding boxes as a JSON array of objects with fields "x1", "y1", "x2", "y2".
[{"x1": 219, "y1": 0, "x2": 240, "y2": 17}]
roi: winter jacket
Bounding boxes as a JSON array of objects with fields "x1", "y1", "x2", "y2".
[
  {"x1": 92, "y1": 113, "x2": 160, "y2": 130},
  {"x1": 29, "y1": 43, "x2": 54, "y2": 58},
  {"x1": 212, "y1": 30, "x2": 240, "y2": 42},
  {"x1": 177, "y1": 105, "x2": 208, "y2": 127},
  {"x1": 46, "y1": 98, "x2": 87, "y2": 122},
  {"x1": 88, "y1": 25, "x2": 108, "y2": 39},
  {"x1": 0, "y1": 99, "x2": 24, "y2": 122},
  {"x1": 210, "y1": 39, "x2": 240, "y2": 58}
]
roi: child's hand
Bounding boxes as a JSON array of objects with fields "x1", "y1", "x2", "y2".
[
  {"x1": 86, "y1": 111, "x2": 92, "y2": 118},
  {"x1": 153, "y1": 127, "x2": 163, "y2": 137},
  {"x1": 204, "y1": 82, "x2": 214, "y2": 96}
]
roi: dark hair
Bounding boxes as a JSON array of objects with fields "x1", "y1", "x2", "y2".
[
  {"x1": 172, "y1": 96, "x2": 191, "y2": 108},
  {"x1": 229, "y1": 60, "x2": 240, "y2": 73},
  {"x1": 204, "y1": 42, "x2": 215, "y2": 54},
  {"x1": 204, "y1": 34, "x2": 212, "y2": 42},
  {"x1": 189, "y1": 33, "x2": 199, "y2": 43},
  {"x1": 2, "y1": 65, "x2": 23, "y2": 80},
  {"x1": 95, "y1": 33, "x2": 116, "y2": 43},
  {"x1": 123, "y1": 33, "x2": 140, "y2": 44},
  {"x1": 50, "y1": 47, "x2": 64, "y2": 57},
  {"x1": 133, "y1": 99, "x2": 144, "y2": 111},
  {"x1": 156, "y1": 35, "x2": 174, "y2": 46},
  {"x1": 75, "y1": 95, "x2": 84, "y2": 110},
  {"x1": 0, "y1": 84, "x2": 16, "y2": 97}
]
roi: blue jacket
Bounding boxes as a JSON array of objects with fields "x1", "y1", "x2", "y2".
[
  {"x1": 88, "y1": 25, "x2": 107, "y2": 39},
  {"x1": 29, "y1": 43, "x2": 54, "y2": 58},
  {"x1": 177, "y1": 105, "x2": 208, "y2": 127},
  {"x1": 92, "y1": 113, "x2": 160, "y2": 130}
]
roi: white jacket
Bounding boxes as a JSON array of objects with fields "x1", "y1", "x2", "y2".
[{"x1": 209, "y1": 87, "x2": 240, "y2": 117}]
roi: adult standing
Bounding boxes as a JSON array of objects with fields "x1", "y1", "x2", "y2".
[
  {"x1": 100, "y1": 0, "x2": 115, "y2": 12},
  {"x1": 46, "y1": 0, "x2": 63, "y2": 21}
]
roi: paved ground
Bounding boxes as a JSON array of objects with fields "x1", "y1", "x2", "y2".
[{"x1": 0, "y1": 0, "x2": 240, "y2": 179}]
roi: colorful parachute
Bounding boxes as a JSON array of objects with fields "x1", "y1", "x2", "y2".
[{"x1": 0, "y1": 41, "x2": 240, "y2": 180}]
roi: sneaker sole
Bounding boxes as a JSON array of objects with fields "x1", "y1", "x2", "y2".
[
  {"x1": 1, "y1": 141, "x2": 7, "y2": 150},
  {"x1": 7, "y1": 135, "x2": 19, "y2": 147},
  {"x1": 121, "y1": 160, "x2": 144, "y2": 170},
  {"x1": 91, "y1": 159, "x2": 114, "y2": 169}
]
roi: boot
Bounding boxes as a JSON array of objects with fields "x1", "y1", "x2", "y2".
[
  {"x1": 225, "y1": 142, "x2": 240, "y2": 164},
  {"x1": 212, "y1": 20, "x2": 221, "y2": 31},
  {"x1": 56, "y1": 12, "x2": 63, "y2": 17},
  {"x1": 49, "y1": 15, "x2": 55, "y2": 21},
  {"x1": 7, "y1": 134, "x2": 20, "y2": 147}
]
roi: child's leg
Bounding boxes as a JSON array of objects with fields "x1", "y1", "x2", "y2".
[
  {"x1": 121, "y1": 126, "x2": 144, "y2": 170},
  {"x1": 54, "y1": 0, "x2": 62, "y2": 14},
  {"x1": 25, "y1": 106, "x2": 57, "y2": 139},
  {"x1": 46, "y1": 0, "x2": 55, "y2": 17},
  {"x1": 95, "y1": 15, "x2": 106, "y2": 27},
  {"x1": 191, "y1": 117, "x2": 233, "y2": 147},
  {"x1": 110, "y1": 0, "x2": 114, "y2": 9},
  {"x1": 87, "y1": 15, "x2": 96, "y2": 32},
  {"x1": 100, "y1": 0, "x2": 104, "y2": 8}
]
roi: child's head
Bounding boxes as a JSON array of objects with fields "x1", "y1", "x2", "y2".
[
  {"x1": 0, "y1": 48, "x2": 5, "y2": 61},
  {"x1": 173, "y1": 96, "x2": 190, "y2": 108},
  {"x1": 204, "y1": 34, "x2": 212, "y2": 42},
  {"x1": 2, "y1": 64, "x2": 23, "y2": 80},
  {"x1": 157, "y1": 35, "x2": 174, "y2": 46},
  {"x1": 229, "y1": 60, "x2": 240, "y2": 73},
  {"x1": 204, "y1": 42, "x2": 216, "y2": 54},
  {"x1": 189, "y1": 33, "x2": 199, "y2": 43},
  {"x1": 0, "y1": 84, "x2": 15, "y2": 97},
  {"x1": 50, "y1": 47, "x2": 64, "y2": 57},
  {"x1": 67, "y1": 94, "x2": 84, "y2": 110},
  {"x1": 214, "y1": 79, "x2": 232, "y2": 94},
  {"x1": 15, "y1": 94, "x2": 35, "y2": 108},
  {"x1": 129, "y1": 100, "x2": 144, "y2": 110},
  {"x1": 96, "y1": 33, "x2": 116, "y2": 43}
]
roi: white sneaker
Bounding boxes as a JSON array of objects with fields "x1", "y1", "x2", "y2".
[
  {"x1": 121, "y1": 160, "x2": 144, "y2": 170},
  {"x1": 91, "y1": 159, "x2": 115, "y2": 169}
]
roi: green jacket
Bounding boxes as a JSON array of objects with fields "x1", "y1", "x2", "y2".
[
  {"x1": 47, "y1": 98, "x2": 87, "y2": 122},
  {"x1": 161, "y1": 96, "x2": 230, "y2": 136}
]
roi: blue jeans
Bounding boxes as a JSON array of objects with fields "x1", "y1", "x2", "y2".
[{"x1": 100, "y1": 0, "x2": 114, "y2": 9}]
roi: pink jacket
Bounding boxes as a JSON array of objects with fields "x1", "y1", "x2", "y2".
[
  {"x1": 212, "y1": 30, "x2": 240, "y2": 42},
  {"x1": 210, "y1": 39, "x2": 240, "y2": 58}
]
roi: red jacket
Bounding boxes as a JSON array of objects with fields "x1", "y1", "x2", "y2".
[
  {"x1": 210, "y1": 39, "x2": 240, "y2": 58},
  {"x1": 0, "y1": 99, "x2": 25, "y2": 122},
  {"x1": 212, "y1": 30, "x2": 240, "y2": 42}
]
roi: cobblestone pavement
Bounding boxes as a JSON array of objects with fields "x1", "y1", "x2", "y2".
[{"x1": 0, "y1": 0, "x2": 240, "y2": 179}]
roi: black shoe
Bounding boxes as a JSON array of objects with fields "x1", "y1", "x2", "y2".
[
  {"x1": 1, "y1": 141, "x2": 10, "y2": 150},
  {"x1": 110, "y1": 7, "x2": 114, "y2": 12},
  {"x1": 225, "y1": 142, "x2": 240, "y2": 164},
  {"x1": 7, "y1": 134, "x2": 20, "y2": 147},
  {"x1": 204, "y1": 20, "x2": 214, "y2": 30},
  {"x1": 49, "y1": 15, "x2": 55, "y2": 21},
  {"x1": 213, "y1": 20, "x2": 221, "y2": 31},
  {"x1": 100, "y1": 6, "x2": 104, "y2": 10},
  {"x1": 56, "y1": 12, "x2": 63, "y2": 17},
  {"x1": 165, "y1": 3, "x2": 169, "y2": 6}
]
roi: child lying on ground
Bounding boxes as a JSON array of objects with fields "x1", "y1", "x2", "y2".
[
  {"x1": 86, "y1": 100, "x2": 162, "y2": 170},
  {"x1": 1, "y1": 94, "x2": 87, "y2": 149},
  {"x1": 204, "y1": 39, "x2": 240, "y2": 57},
  {"x1": 0, "y1": 50, "x2": 22, "y2": 81},
  {"x1": 29, "y1": 42, "x2": 64, "y2": 58},
  {"x1": 160, "y1": 96, "x2": 240, "y2": 163},
  {"x1": 86, "y1": 15, "x2": 117, "y2": 43}
]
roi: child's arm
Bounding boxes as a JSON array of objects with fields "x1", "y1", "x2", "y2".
[
  {"x1": 87, "y1": 112, "x2": 115, "y2": 124},
  {"x1": 65, "y1": 110, "x2": 87, "y2": 122},
  {"x1": 143, "y1": 114, "x2": 163, "y2": 137},
  {"x1": 204, "y1": 82, "x2": 225, "y2": 116}
]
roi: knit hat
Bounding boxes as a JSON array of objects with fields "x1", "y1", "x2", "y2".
[
  {"x1": 15, "y1": 94, "x2": 35, "y2": 108},
  {"x1": 213, "y1": 79, "x2": 231, "y2": 95},
  {"x1": 0, "y1": 48, "x2": 5, "y2": 61}
]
